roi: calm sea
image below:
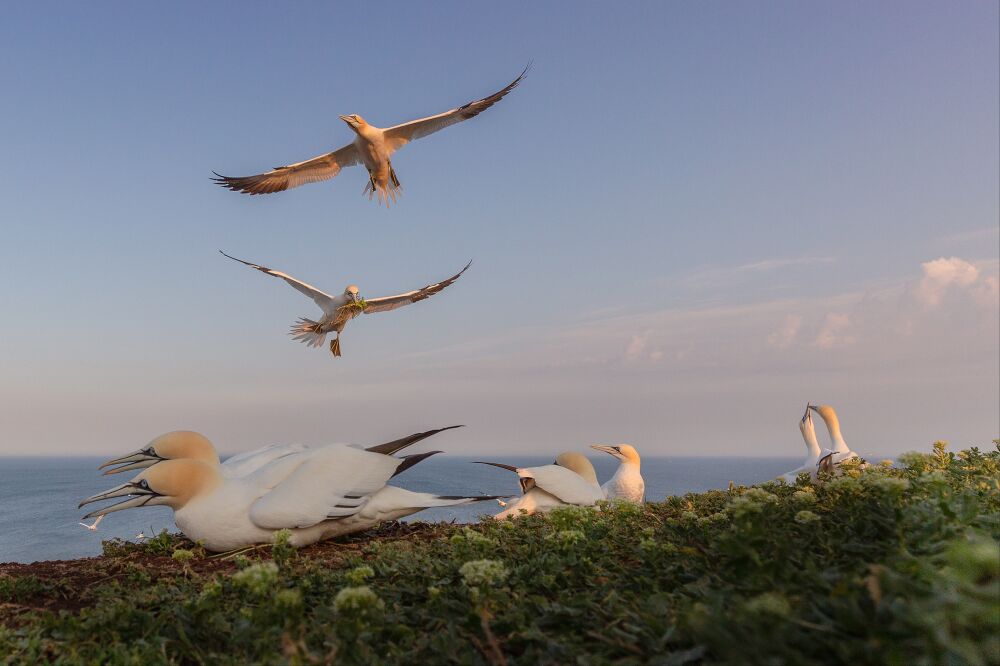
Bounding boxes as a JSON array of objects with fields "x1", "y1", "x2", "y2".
[{"x1": 0, "y1": 455, "x2": 800, "y2": 563}]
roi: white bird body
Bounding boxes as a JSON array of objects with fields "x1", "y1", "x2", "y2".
[
  {"x1": 478, "y1": 452, "x2": 605, "y2": 519},
  {"x1": 83, "y1": 442, "x2": 496, "y2": 552},
  {"x1": 778, "y1": 407, "x2": 823, "y2": 483},
  {"x1": 810, "y1": 404, "x2": 861, "y2": 467},
  {"x1": 591, "y1": 445, "x2": 644, "y2": 502},
  {"x1": 78, "y1": 515, "x2": 103, "y2": 531},
  {"x1": 220, "y1": 442, "x2": 314, "y2": 478}
]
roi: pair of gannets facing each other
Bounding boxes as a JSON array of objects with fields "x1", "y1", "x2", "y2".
[
  {"x1": 776, "y1": 403, "x2": 861, "y2": 482},
  {"x1": 477, "y1": 445, "x2": 644, "y2": 519},
  {"x1": 83, "y1": 428, "x2": 502, "y2": 552},
  {"x1": 212, "y1": 66, "x2": 528, "y2": 206},
  {"x1": 219, "y1": 251, "x2": 470, "y2": 357}
]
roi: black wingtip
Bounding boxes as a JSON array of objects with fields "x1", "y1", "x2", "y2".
[
  {"x1": 392, "y1": 450, "x2": 443, "y2": 478},
  {"x1": 365, "y1": 425, "x2": 465, "y2": 456},
  {"x1": 473, "y1": 461, "x2": 520, "y2": 473}
]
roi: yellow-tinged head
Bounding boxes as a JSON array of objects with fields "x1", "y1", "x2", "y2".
[
  {"x1": 590, "y1": 444, "x2": 641, "y2": 467},
  {"x1": 555, "y1": 451, "x2": 599, "y2": 485},
  {"x1": 80, "y1": 459, "x2": 223, "y2": 518},
  {"x1": 809, "y1": 404, "x2": 841, "y2": 432},
  {"x1": 344, "y1": 285, "x2": 361, "y2": 303},
  {"x1": 98, "y1": 431, "x2": 219, "y2": 475},
  {"x1": 338, "y1": 114, "x2": 368, "y2": 133}
]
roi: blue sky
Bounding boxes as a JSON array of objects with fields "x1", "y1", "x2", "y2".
[{"x1": 0, "y1": 1, "x2": 997, "y2": 457}]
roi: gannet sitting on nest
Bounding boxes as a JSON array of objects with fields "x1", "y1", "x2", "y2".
[
  {"x1": 475, "y1": 452, "x2": 605, "y2": 519},
  {"x1": 212, "y1": 66, "x2": 528, "y2": 206},
  {"x1": 220, "y1": 251, "x2": 470, "y2": 357},
  {"x1": 590, "y1": 444, "x2": 645, "y2": 502},
  {"x1": 809, "y1": 404, "x2": 861, "y2": 473},
  {"x1": 98, "y1": 426, "x2": 464, "y2": 478},
  {"x1": 777, "y1": 404, "x2": 823, "y2": 483},
  {"x1": 82, "y1": 433, "x2": 500, "y2": 552}
]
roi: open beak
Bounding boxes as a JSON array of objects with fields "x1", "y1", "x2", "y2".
[
  {"x1": 98, "y1": 450, "x2": 163, "y2": 475},
  {"x1": 352, "y1": 293, "x2": 360, "y2": 303},
  {"x1": 78, "y1": 482, "x2": 159, "y2": 519}
]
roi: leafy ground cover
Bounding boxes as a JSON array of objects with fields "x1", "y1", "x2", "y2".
[{"x1": 1, "y1": 442, "x2": 997, "y2": 665}]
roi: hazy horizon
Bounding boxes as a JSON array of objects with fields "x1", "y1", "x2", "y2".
[{"x1": 0, "y1": 2, "x2": 997, "y2": 458}]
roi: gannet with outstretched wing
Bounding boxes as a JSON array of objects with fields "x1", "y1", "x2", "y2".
[
  {"x1": 777, "y1": 404, "x2": 823, "y2": 483},
  {"x1": 590, "y1": 444, "x2": 645, "y2": 502},
  {"x1": 98, "y1": 426, "x2": 464, "y2": 479},
  {"x1": 212, "y1": 66, "x2": 528, "y2": 206},
  {"x1": 475, "y1": 452, "x2": 605, "y2": 519},
  {"x1": 81, "y1": 434, "x2": 500, "y2": 552},
  {"x1": 219, "y1": 251, "x2": 470, "y2": 357},
  {"x1": 809, "y1": 404, "x2": 861, "y2": 471}
]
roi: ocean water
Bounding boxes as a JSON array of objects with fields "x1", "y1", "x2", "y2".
[{"x1": 0, "y1": 455, "x2": 801, "y2": 563}]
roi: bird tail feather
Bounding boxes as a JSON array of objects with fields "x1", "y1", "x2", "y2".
[
  {"x1": 363, "y1": 173, "x2": 402, "y2": 208},
  {"x1": 289, "y1": 317, "x2": 327, "y2": 348}
]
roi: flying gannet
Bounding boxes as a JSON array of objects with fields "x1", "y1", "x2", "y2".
[
  {"x1": 212, "y1": 66, "x2": 528, "y2": 206},
  {"x1": 98, "y1": 426, "x2": 464, "y2": 478},
  {"x1": 475, "y1": 452, "x2": 605, "y2": 519},
  {"x1": 777, "y1": 404, "x2": 822, "y2": 483},
  {"x1": 81, "y1": 440, "x2": 500, "y2": 552},
  {"x1": 809, "y1": 404, "x2": 861, "y2": 470},
  {"x1": 590, "y1": 444, "x2": 645, "y2": 502},
  {"x1": 220, "y1": 251, "x2": 470, "y2": 357},
  {"x1": 78, "y1": 515, "x2": 104, "y2": 531}
]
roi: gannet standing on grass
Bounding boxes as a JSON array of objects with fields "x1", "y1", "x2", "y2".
[
  {"x1": 590, "y1": 444, "x2": 645, "y2": 502},
  {"x1": 809, "y1": 404, "x2": 861, "y2": 470},
  {"x1": 219, "y1": 251, "x2": 471, "y2": 357},
  {"x1": 212, "y1": 66, "x2": 528, "y2": 206},
  {"x1": 777, "y1": 404, "x2": 823, "y2": 483},
  {"x1": 475, "y1": 452, "x2": 605, "y2": 519},
  {"x1": 81, "y1": 437, "x2": 501, "y2": 552}
]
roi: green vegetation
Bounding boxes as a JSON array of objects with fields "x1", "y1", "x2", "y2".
[{"x1": 1, "y1": 442, "x2": 997, "y2": 664}]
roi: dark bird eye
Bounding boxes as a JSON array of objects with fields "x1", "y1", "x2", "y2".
[{"x1": 138, "y1": 480, "x2": 149, "y2": 490}]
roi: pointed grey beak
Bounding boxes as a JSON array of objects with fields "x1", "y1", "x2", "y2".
[
  {"x1": 808, "y1": 404, "x2": 819, "y2": 414},
  {"x1": 339, "y1": 115, "x2": 353, "y2": 125},
  {"x1": 802, "y1": 403, "x2": 812, "y2": 423},
  {"x1": 98, "y1": 450, "x2": 163, "y2": 475},
  {"x1": 78, "y1": 482, "x2": 158, "y2": 519},
  {"x1": 590, "y1": 444, "x2": 621, "y2": 459}
]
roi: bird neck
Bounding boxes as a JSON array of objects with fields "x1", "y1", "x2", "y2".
[
  {"x1": 800, "y1": 429, "x2": 822, "y2": 460},
  {"x1": 617, "y1": 459, "x2": 640, "y2": 473}
]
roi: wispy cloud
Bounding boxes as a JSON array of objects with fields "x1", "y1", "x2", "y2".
[
  {"x1": 939, "y1": 226, "x2": 1000, "y2": 245},
  {"x1": 680, "y1": 256, "x2": 836, "y2": 289}
]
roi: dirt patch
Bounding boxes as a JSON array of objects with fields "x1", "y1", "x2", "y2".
[{"x1": 0, "y1": 521, "x2": 458, "y2": 624}]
